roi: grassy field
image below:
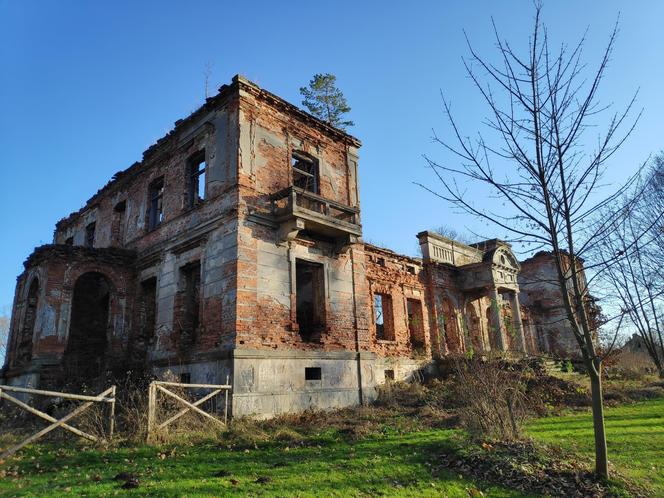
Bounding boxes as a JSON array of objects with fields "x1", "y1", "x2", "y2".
[
  {"x1": 1, "y1": 396, "x2": 661, "y2": 497},
  {"x1": 0, "y1": 429, "x2": 526, "y2": 497},
  {"x1": 527, "y1": 396, "x2": 664, "y2": 495}
]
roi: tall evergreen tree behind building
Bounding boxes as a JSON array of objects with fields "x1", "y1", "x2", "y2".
[{"x1": 300, "y1": 74, "x2": 354, "y2": 130}]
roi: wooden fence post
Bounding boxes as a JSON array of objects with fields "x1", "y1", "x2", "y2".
[
  {"x1": 147, "y1": 382, "x2": 156, "y2": 444},
  {"x1": 108, "y1": 385, "x2": 116, "y2": 439},
  {"x1": 224, "y1": 374, "x2": 230, "y2": 425},
  {"x1": 144, "y1": 380, "x2": 232, "y2": 443}
]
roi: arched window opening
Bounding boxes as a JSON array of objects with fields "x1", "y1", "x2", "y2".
[
  {"x1": 441, "y1": 297, "x2": 461, "y2": 353},
  {"x1": 465, "y1": 302, "x2": 483, "y2": 352},
  {"x1": 64, "y1": 272, "x2": 111, "y2": 382},
  {"x1": 16, "y1": 278, "x2": 39, "y2": 366}
]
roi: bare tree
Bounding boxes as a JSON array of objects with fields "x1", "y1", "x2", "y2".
[
  {"x1": 641, "y1": 155, "x2": 664, "y2": 281},
  {"x1": 431, "y1": 225, "x2": 474, "y2": 245},
  {"x1": 0, "y1": 305, "x2": 10, "y2": 366},
  {"x1": 420, "y1": 4, "x2": 641, "y2": 477},
  {"x1": 594, "y1": 158, "x2": 664, "y2": 376}
]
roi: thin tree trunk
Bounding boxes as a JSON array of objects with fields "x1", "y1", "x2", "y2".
[{"x1": 589, "y1": 360, "x2": 609, "y2": 478}]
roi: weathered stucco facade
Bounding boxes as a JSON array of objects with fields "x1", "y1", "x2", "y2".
[{"x1": 2, "y1": 76, "x2": 583, "y2": 417}]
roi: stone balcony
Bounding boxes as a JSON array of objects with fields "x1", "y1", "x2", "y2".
[{"x1": 270, "y1": 186, "x2": 361, "y2": 248}]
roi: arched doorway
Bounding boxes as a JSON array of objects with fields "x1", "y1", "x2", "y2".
[
  {"x1": 465, "y1": 302, "x2": 483, "y2": 353},
  {"x1": 441, "y1": 297, "x2": 461, "y2": 353},
  {"x1": 63, "y1": 272, "x2": 111, "y2": 381},
  {"x1": 486, "y1": 306, "x2": 501, "y2": 351},
  {"x1": 16, "y1": 278, "x2": 39, "y2": 366}
]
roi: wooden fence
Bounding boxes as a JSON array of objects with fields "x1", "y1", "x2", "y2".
[
  {"x1": 146, "y1": 377, "x2": 231, "y2": 443},
  {"x1": 0, "y1": 385, "x2": 116, "y2": 459}
]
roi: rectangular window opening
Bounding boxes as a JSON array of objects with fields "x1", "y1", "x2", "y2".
[
  {"x1": 384, "y1": 369, "x2": 395, "y2": 381},
  {"x1": 374, "y1": 293, "x2": 394, "y2": 341},
  {"x1": 407, "y1": 298, "x2": 425, "y2": 349},
  {"x1": 292, "y1": 151, "x2": 319, "y2": 194},
  {"x1": 295, "y1": 259, "x2": 325, "y2": 342},
  {"x1": 112, "y1": 200, "x2": 127, "y2": 245},
  {"x1": 305, "y1": 367, "x2": 322, "y2": 381},
  {"x1": 85, "y1": 222, "x2": 96, "y2": 248},
  {"x1": 148, "y1": 178, "x2": 165, "y2": 230},
  {"x1": 134, "y1": 277, "x2": 157, "y2": 362},
  {"x1": 187, "y1": 150, "x2": 206, "y2": 207},
  {"x1": 178, "y1": 261, "x2": 201, "y2": 348},
  {"x1": 179, "y1": 372, "x2": 191, "y2": 384},
  {"x1": 65, "y1": 237, "x2": 74, "y2": 246}
]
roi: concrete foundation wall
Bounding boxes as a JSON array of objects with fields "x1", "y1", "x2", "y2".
[
  {"x1": 153, "y1": 359, "x2": 233, "y2": 386},
  {"x1": 231, "y1": 349, "x2": 431, "y2": 418}
]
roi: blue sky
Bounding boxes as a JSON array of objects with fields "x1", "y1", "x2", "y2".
[{"x1": 1, "y1": 0, "x2": 663, "y2": 311}]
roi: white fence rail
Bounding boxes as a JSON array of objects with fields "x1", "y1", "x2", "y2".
[
  {"x1": 0, "y1": 385, "x2": 116, "y2": 459},
  {"x1": 146, "y1": 377, "x2": 231, "y2": 443}
]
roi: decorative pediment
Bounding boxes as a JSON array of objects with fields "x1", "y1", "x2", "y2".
[{"x1": 493, "y1": 248, "x2": 520, "y2": 271}]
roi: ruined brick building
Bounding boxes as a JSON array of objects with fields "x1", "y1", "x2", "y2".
[{"x1": 2, "y1": 76, "x2": 584, "y2": 416}]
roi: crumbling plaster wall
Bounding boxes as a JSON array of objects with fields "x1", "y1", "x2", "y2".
[
  {"x1": 4, "y1": 75, "x2": 569, "y2": 418},
  {"x1": 364, "y1": 246, "x2": 432, "y2": 358},
  {"x1": 519, "y1": 253, "x2": 578, "y2": 355},
  {"x1": 227, "y1": 82, "x2": 377, "y2": 416},
  {"x1": 234, "y1": 85, "x2": 367, "y2": 352},
  {"x1": 4, "y1": 247, "x2": 135, "y2": 388},
  {"x1": 53, "y1": 92, "x2": 239, "y2": 251},
  {"x1": 44, "y1": 94, "x2": 242, "y2": 372},
  {"x1": 420, "y1": 261, "x2": 466, "y2": 355}
]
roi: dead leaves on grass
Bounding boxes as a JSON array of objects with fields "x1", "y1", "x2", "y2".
[{"x1": 435, "y1": 440, "x2": 647, "y2": 498}]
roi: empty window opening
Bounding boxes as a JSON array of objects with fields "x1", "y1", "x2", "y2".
[
  {"x1": 130, "y1": 277, "x2": 157, "y2": 366},
  {"x1": 148, "y1": 178, "x2": 165, "y2": 230},
  {"x1": 305, "y1": 367, "x2": 322, "y2": 381},
  {"x1": 177, "y1": 261, "x2": 201, "y2": 350},
  {"x1": 374, "y1": 293, "x2": 394, "y2": 341},
  {"x1": 384, "y1": 369, "x2": 395, "y2": 381},
  {"x1": 15, "y1": 279, "x2": 39, "y2": 366},
  {"x1": 407, "y1": 265, "x2": 416, "y2": 275},
  {"x1": 407, "y1": 298, "x2": 425, "y2": 350},
  {"x1": 85, "y1": 222, "x2": 96, "y2": 248},
  {"x1": 63, "y1": 272, "x2": 110, "y2": 385},
  {"x1": 64, "y1": 237, "x2": 74, "y2": 246},
  {"x1": 465, "y1": 302, "x2": 483, "y2": 352},
  {"x1": 376, "y1": 257, "x2": 386, "y2": 267},
  {"x1": 112, "y1": 200, "x2": 127, "y2": 246},
  {"x1": 187, "y1": 150, "x2": 206, "y2": 207},
  {"x1": 295, "y1": 259, "x2": 325, "y2": 341},
  {"x1": 292, "y1": 151, "x2": 319, "y2": 194},
  {"x1": 179, "y1": 372, "x2": 191, "y2": 384}
]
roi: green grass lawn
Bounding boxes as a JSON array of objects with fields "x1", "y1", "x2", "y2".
[
  {"x1": 0, "y1": 429, "x2": 526, "y2": 497},
  {"x1": 527, "y1": 396, "x2": 664, "y2": 495},
  {"x1": 2, "y1": 397, "x2": 662, "y2": 497}
]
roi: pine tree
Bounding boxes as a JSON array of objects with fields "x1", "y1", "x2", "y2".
[{"x1": 299, "y1": 74, "x2": 354, "y2": 130}]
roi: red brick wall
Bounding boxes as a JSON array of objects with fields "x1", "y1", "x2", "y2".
[{"x1": 364, "y1": 246, "x2": 432, "y2": 358}]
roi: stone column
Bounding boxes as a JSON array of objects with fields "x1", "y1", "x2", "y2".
[
  {"x1": 490, "y1": 288, "x2": 506, "y2": 351},
  {"x1": 510, "y1": 291, "x2": 527, "y2": 353}
]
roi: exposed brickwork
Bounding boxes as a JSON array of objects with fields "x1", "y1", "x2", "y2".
[
  {"x1": 364, "y1": 245, "x2": 431, "y2": 358},
  {"x1": 519, "y1": 251, "x2": 596, "y2": 356},
  {"x1": 2, "y1": 75, "x2": 587, "y2": 414}
]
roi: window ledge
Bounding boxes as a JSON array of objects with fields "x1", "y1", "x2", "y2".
[
  {"x1": 183, "y1": 200, "x2": 205, "y2": 214},
  {"x1": 376, "y1": 339, "x2": 398, "y2": 344}
]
